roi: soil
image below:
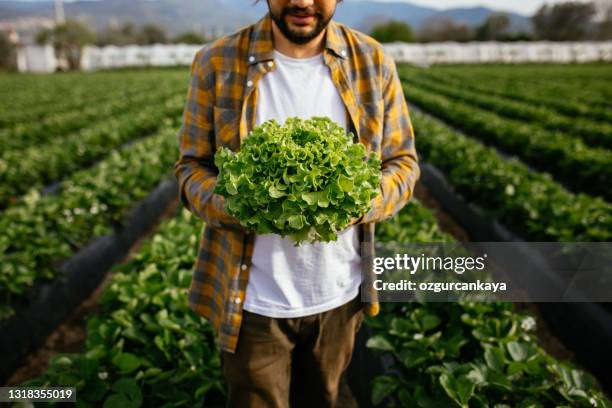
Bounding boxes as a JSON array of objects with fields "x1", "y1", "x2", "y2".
[
  {"x1": 4, "y1": 200, "x2": 180, "y2": 387},
  {"x1": 414, "y1": 182, "x2": 471, "y2": 241},
  {"x1": 414, "y1": 182, "x2": 579, "y2": 369}
]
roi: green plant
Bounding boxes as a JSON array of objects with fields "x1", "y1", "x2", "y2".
[
  {"x1": 367, "y1": 302, "x2": 611, "y2": 407},
  {"x1": 0, "y1": 95, "x2": 183, "y2": 208},
  {"x1": 0, "y1": 125, "x2": 180, "y2": 320},
  {"x1": 399, "y1": 81, "x2": 612, "y2": 201},
  {"x1": 371, "y1": 200, "x2": 611, "y2": 407},
  {"x1": 23, "y1": 210, "x2": 225, "y2": 407},
  {"x1": 214, "y1": 117, "x2": 381, "y2": 244},
  {"x1": 410, "y1": 110, "x2": 612, "y2": 242}
]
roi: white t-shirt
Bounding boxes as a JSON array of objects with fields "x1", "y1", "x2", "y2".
[{"x1": 243, "y1": 49, "x2": 362, "y2": 318}]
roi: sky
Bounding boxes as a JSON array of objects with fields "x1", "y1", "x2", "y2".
[
  {"x1": 9, "y1": 0, "x2": 594, "y2": 16},
  {"x1": 375, "y1": 0, "x2": 593, "y2": 16}
]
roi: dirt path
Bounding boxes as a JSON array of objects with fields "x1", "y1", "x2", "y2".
[{"x1": 414, "y1": 182, "x2": 470, "y2": 241}]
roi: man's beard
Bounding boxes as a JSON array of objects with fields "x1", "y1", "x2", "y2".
[{"x1": 269, "y1": 5, "x2": 333, "y2": 45}]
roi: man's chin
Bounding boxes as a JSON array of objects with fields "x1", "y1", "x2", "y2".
[
  {"x1": 288, "y1": 28, "x2": 315, "y2": 38},
  {"x1": 286, "y1": 20, "x2": 316, "y2": 33},
  {"x1": 286, "y1": 28, "x2": 318, "y2": 41}
]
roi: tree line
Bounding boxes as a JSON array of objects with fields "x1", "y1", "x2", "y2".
[
  {"x1": 0, "y1": 20, "x2": 207, "y2": 71},
  {"x1": 371, "y1": 1, "x2": 612, "y2": 43}
]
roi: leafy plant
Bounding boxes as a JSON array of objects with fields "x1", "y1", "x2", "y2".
[
  {"x1": 0, "y1": 77, "x2": 182, "y2": 153},
  {"x1": 401, "y1": 73, "x2": 612, "y2": 150},
  {"x1": 399, "y1": 78, "x2": 612, "y2": 201},
  {"x1": 0, "y1": 95, "x2": 183, "y2": 209},
  {"x1": 23, "y1": 210, "x2": 225, "y2": 407},
  {"x1": 367, "y1": 302, "x2": 611, "y2": 407},
  {"x1": 214, "y1": 117, "x2": 381, "y2": 244},
  {"x1": 0, "y1": 124, "x2": 180, "y2": 320},
  {"x1": 410, "y1": 110, "x2": 612, "y2": 242},
  {"x1": 371, "y1": 169, "x2": 611, "y2": 407}
]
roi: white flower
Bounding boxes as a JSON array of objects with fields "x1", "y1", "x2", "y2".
[
  {"x1": 98, "y1": 371, "x2": 108, "y2": 380},
  {"x1": 190, "y1": 365, "x2": 196, "y2": 371},
  {"x1": 413, "y1": 333, "x2": 424, "y2": 341},
  {"x1": 521, "y1": 317, "x2": 536, "y2": 332},
  {"x1": 590, "y1": 397, "x2": 598, "y2": 407}
]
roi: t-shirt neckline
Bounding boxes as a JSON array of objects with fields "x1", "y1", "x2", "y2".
[{"x1": 273, "y1": 49, "x2": 324, "y2": 65}]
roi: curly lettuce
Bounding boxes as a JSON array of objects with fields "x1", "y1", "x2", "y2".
[{"x1": 213, "y1": 116, "x2": 381, "y2": 245}]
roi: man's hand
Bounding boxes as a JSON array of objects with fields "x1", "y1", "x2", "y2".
[{"x1": 348, "y1": 215, "x2": 364, "y2": 227}]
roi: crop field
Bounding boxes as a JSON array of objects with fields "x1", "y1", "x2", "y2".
[{"x1": 0, "y1": 64, "x2": 611, "y2": 407}]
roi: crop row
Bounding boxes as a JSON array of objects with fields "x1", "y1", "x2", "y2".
[
  {"x1": 0, "y1": 79, "x2": 174, "y2": 131},
  {"x1": 401, "y1": 83, "x2": 612, "y2": 201},
  {"x1": 0, "y1": 82, "x2": 183, "y2": 153},
  {"x1": 23, "y1": 199, "x2": 611, "y2": 407},
  {"x1": 0, "y1": 123, "x2": 180, "y2": 320},
  {"x1": 0, "y1": 71, "x2": 185, "y2": 127},
  {"x1": 22, "y1": 209, "x2": 226, "y2": 407},
  {"x1": 403, "y1": 67, "x2": 612, "y2": 123},
  {"x1": 19, "y1": 199, "x2": 447, "y2": 407},
  {"x1": 400, "y1": 72, "x2": 612, "y2": 150},
  {"x1": 411, "y1": 110, "x2": 612, "y2": 242},
  {"x1": 0, "y1": 94, "x2": 184, "y2": 209},
  {"x1": 366, "y1": 301, "x2": 611, "y2": 407},
  {"x1": 422, "y1": 65, "x2": 612, "y2": 109},
  {"x1": 368, "y1": 181, "x2": 611, "y2": 407}
]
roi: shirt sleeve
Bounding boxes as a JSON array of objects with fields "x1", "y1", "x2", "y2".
[
  {"x1": 174, "y1": 49, "x2": 246, "y2": 231},
  {"x1": 358, "y1": 54, "x2": 420, "y2": 224}
]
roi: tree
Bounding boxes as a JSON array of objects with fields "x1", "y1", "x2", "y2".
[
  {"x1": 594, "y1": 0, "x2": 612, "y2": 40},
  {"x1": 498, "y1": 32, "x2": 534, "y2": 41},
  {"x1": 173, "y1": 31, "x2": 206, "y2": 44},
  {"x1": 532, "y1": 2, "x2": 597, "y2": 41},
  {"x1": 0, "y1": 30, "x2": 16, "y2": 71},
  {"x1": 370, "y1": 20, "x2": 416, "y2": 43},
  {"x1": 36, "y1": 19, "x2": 96, "y2": 71},
  {"x1": 96, "y1": 22, "x2": 140, "y2": 46},
  {"x1": 475, "y1": 13, "x2": 510, "y2": 41},
  {"x1": 138, "y1": 23, "x2": 167, "y2": 45},
  {"x1": 418, "y1": 17, "x2": 473, "y2": 42}
]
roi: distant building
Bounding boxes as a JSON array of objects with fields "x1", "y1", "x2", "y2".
[{"x1": 16, "y1": 44, "x2": 56, "y2": 72}]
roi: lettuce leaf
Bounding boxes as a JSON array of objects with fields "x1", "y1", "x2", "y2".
[{"x1": 214, "y1": 116, "x2": 381, "y2": 245}]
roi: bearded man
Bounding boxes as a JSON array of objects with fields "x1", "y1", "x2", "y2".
[{"x1": 174, "y1": 0, "x2": 420, "y2": 405}]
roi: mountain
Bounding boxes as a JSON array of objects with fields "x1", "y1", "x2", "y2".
[{"x1": 0, "y1": 0, "x2": 532, "y2": 38}]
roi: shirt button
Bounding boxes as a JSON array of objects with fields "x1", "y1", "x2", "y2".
[
  {"x1": 267, "y1": 61, "x2": 274, "y2": 68},
  {"x1": 341, "y1": 50, "x2": 347, "y2": 57},
  {"x1": 234, "y1": 297, "x2": 242, "y2": 304},
  {"x1": 246, "y1": 80, "x2": 253, "y2": 87},
  {"x1": 248, "y1": 55, "x2": 255, "y2": 62},
  {"x1": 241, "y1": 264, "x2": 247, "y2": 271}
]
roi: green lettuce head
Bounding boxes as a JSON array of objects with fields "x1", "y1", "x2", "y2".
[{"x1": 214, "y1": 116, "x2": 381, "y2": 245}]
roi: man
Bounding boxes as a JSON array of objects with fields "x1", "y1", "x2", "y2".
[{"x1": 174, "y1": 0, "x2": 420, "y2": 405}]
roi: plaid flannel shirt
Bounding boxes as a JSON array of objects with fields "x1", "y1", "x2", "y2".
[{"x1": 174, "y1": 12, "x2": 420, "y2": 353}]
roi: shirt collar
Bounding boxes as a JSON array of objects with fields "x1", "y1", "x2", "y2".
[{"x1": 247, "y1": 12, "x2": 348, "y2": 65}]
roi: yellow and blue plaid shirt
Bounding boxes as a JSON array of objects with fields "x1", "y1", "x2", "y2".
[{"x1": 175, "y1": 12, "x2": 420, "y2": 353}]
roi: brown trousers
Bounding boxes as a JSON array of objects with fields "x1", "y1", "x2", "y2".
[{"x1": 220, "y1": 294, "x2": 364, "y2": 408}]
